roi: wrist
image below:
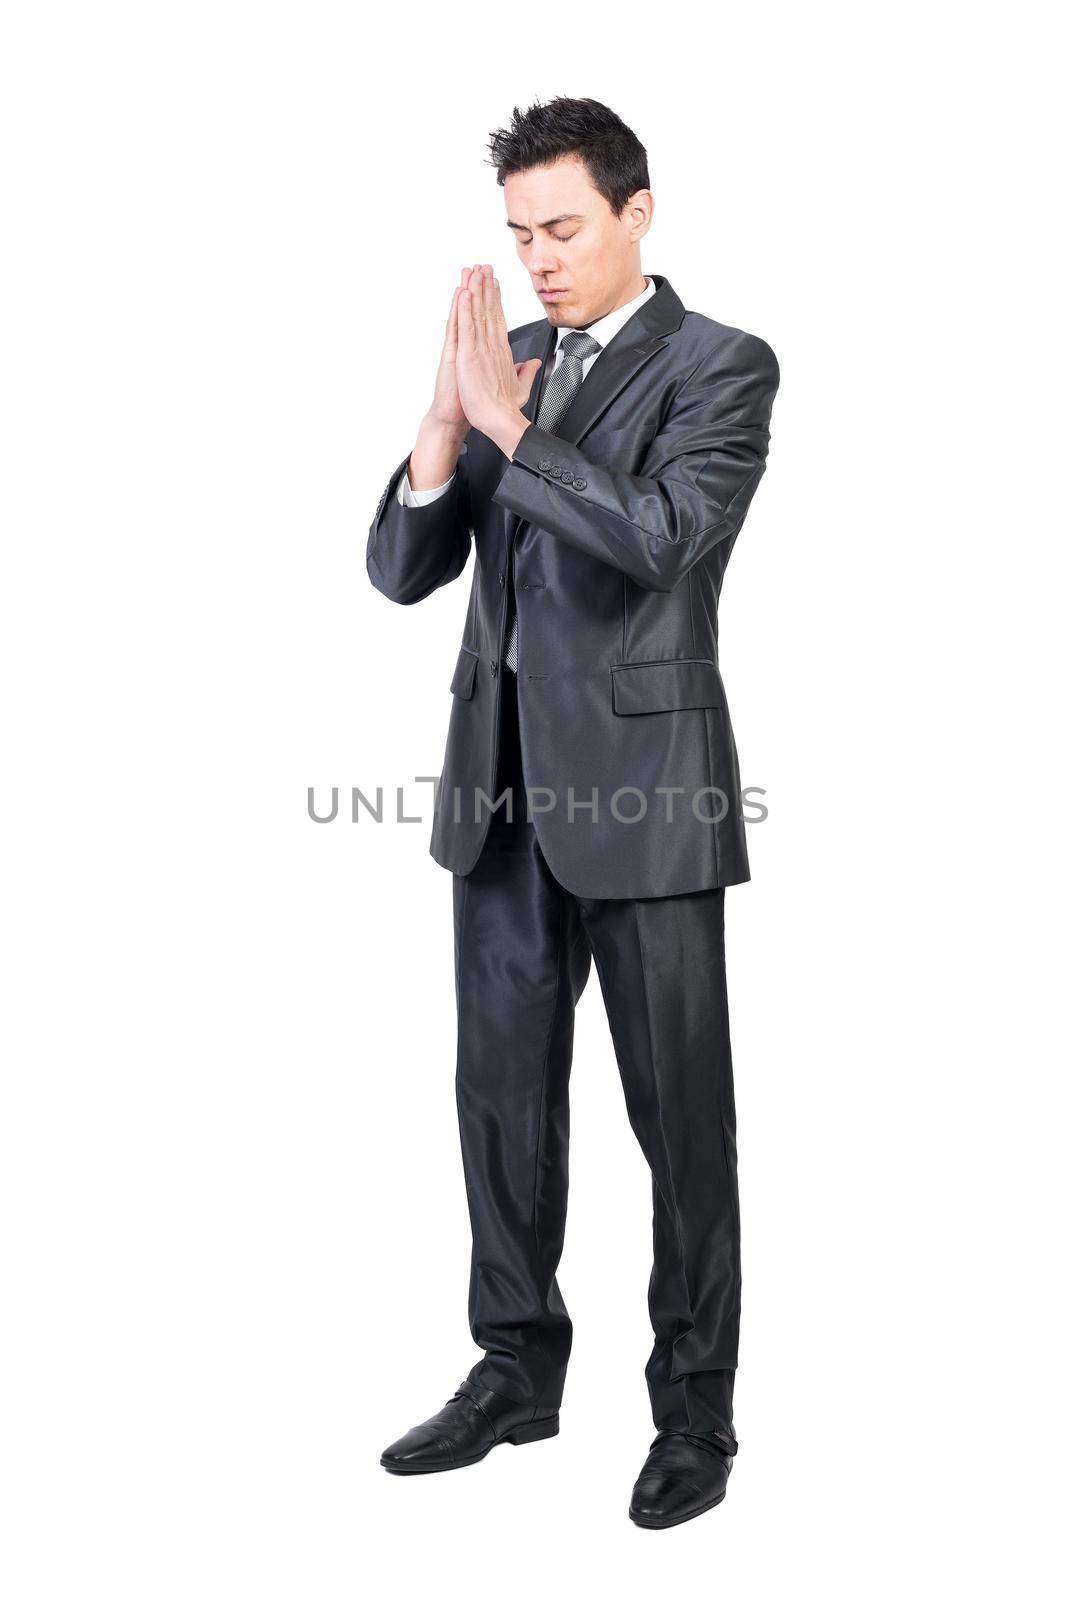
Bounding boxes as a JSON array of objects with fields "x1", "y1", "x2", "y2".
[
  {"x1": 485, "y1": 408, "x2": 530, "y2": 461},
  {"x1": 410, "y1": 414, "x2": 469, "y2": 491},
  {"x1": 417, "y1": 414, "x2": 469, "y2": 454}
]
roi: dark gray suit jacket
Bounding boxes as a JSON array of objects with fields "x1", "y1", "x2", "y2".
[{"x1": 366, "y1": 274, "x2": 779, "y2": 898}]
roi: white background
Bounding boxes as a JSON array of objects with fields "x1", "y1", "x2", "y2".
[{"x1": 2, "y1": 2, "x2": 1064, "y2": 1594}]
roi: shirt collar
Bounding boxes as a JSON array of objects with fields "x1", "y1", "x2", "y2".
[{"x1": 554, "y1": 274, "x2": 657, "y2": 357}]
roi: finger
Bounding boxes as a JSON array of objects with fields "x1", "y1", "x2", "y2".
[
  {"x1": 443, "y1": 285, "x2": 461, "y2": 355},
  {"x1": 475, "y1": 263, "x2": 492, "y2": 335},
  {"x1": 460, "y1": 267, "x2": 482, "y2": 352},
  {"x1": 490, "y1": 274, "x2": 507, "y2": 335},
  {"x1": 466, "y1": 264, "x2": 483, "y2": 341},
  {"x1": 457, "y1": 287, "x2": 474, "y2": 350},
  {"x1": 515, "y1": 357, "x2": 542, "y2": 404}
]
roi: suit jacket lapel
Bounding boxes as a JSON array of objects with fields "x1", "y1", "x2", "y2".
[
  {"x1": 521, "y1": 319, "x2": 556, "y2": 428},
  {"x1": 549, "y1": 329, "x2": 670, "y2": 445},
  {"x1": 502, "y1": 274, "x2": 687, "y2": 541},
  {"x1": 502, "y1": 321, "x2": 555, "y2": 547},
  {"x1": 514, "y1": 274, "x2": 686, "y2": 441}
]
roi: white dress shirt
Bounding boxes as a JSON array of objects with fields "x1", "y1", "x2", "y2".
[{"x1": 396, "y1": 274, "x2": 658, "y2": 507}]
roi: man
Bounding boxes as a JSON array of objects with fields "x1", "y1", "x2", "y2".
[{"x1": 366, "y1": 97, "x2": 779, "y2": 1529}]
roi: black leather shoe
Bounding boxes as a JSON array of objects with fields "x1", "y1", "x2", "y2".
[
  {"x1": 629, "y1": 1429, "x2": 736, "y2": 1529},
  {"x1": 380, "y1": 1379, "x2": 560, "y2": 1474}
]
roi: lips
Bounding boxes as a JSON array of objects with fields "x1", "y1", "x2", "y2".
[{"x1": 539, "y1": 288, "x2": 567, "y2": 299}]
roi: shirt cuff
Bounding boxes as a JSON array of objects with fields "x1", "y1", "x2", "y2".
[{"x1": 396, "y1": 469, "x2": 456, "y2": 508}]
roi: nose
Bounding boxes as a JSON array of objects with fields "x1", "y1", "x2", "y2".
[{"x1": 528, "y1": 243, "x2": 561, "y2": 277}]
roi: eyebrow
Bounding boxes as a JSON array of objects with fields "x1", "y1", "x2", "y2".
[{"x1": 506, "y1": 214, "x2": 585, "y2": 231}]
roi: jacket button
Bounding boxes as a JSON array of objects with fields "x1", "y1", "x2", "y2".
[
  {"x1": 498, "y1": 570, "x2": 505, "y2": 586},
  {"x1": 550, "y1": 466, "x2": 563, "y2": 479},
  {"x1": 573, "y1": 477, "x2": 587, "y2": 491},
  {"x1": 538, "y1": 459, "x2": 551, "y2": 471},
  {"x1": 561, "y1": 469, "x2": 573, "y2": 483},
  {"x1": 490, "y1": 660, "x2": 499, "y2": 676}
]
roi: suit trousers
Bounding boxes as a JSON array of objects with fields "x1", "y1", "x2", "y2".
[{"x1": 451, "y1": 666, "x2": 740, "y2": 1444}]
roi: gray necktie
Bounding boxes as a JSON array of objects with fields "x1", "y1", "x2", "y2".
[{"x1": 504, "y1": 329, "x2": 601, "y2": 672}]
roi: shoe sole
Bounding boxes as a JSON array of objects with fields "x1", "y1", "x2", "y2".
[
  {"x1": 381, "y1": 1414, "x2": 559, "y2": 1474},
  {"x1": 629, "y1": 1489, "x2": 726, "y2": 1529}
]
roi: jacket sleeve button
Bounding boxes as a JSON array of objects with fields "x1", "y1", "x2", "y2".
[
  {"x1": 538, "y1": 459, "x2": 551, "y2": 471},
  {"x1": 573, "y1": 477, "x2": 587, "y2": 491}
]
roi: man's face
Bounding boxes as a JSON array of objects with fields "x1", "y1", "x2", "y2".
[{"x1": 503, "y1": 155, "x2": 651, "y2": 329}]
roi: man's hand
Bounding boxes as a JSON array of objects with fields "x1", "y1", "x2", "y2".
[
  {"x1": 409, "y1": 269, "x2": 479, "y2": 491},
  {"x1": 426, "y1": 270, "x2": 474, "y2": 431},
  {"x1": 456, "y1": 264, "x2": 539, "y2": 459}
]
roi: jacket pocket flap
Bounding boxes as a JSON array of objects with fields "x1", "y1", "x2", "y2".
[
  {"x1": 611, "y1": 658, "x2": 725, "y2": 715},
  {"x1": 450, "y1": 645, "x2": 479, "y2": 700}
]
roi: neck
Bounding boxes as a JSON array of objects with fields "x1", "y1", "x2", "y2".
[{"x1": 591, "y1": 270, "x2": 649, "y2": 324}]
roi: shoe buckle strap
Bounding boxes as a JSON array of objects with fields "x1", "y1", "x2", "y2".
[
  {"x1": 688, "y1": 1428, "x2": 738, "y2": 1458},
  {"x1": 651, "y1": 1426, "x2": 738, "y2": 1459}
]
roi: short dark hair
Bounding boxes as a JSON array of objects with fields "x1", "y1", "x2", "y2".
[{"x1": 486, "y1": 97, "x2": 650, "y2": 217}]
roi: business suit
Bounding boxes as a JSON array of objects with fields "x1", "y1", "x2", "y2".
[{"x1": 368, "y1": 273, "x2": 778, "y2": 1460}]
